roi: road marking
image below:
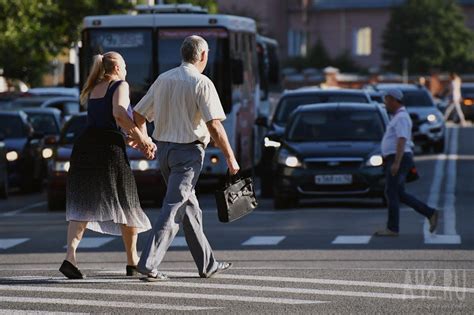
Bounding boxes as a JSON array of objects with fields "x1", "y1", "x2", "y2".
[
  {"x1": 331, "y1": 235, "x2": 372, "y2": 244},
  {"x1": 242, "y1": 236, "x2": 286, "y2": 246},
  {"x1": 171, "y1": 236, "x2": 187, "y2": 247},
  {"x1": 63, "y1": 237, "x2": 116, "y2": 249},
  {"x1": 0, "y1": 285, "x2": 324, "y2": 305},
  {"x1": 1, "y1": 202, "x2": 47, "y2": 217},
  {"x1": 144, "y1": 280, "x2": 431, "y2": 300},
  {"x1": 424, "y1": 127, "x2": 461, "y2": 244},
  {"x1": 0, "y1": 296, "x2": 219, "y2": 311},
  {"x1": 0, "y1": 310, "x2": 88, "y2": 315},
  {"x1": 0, "y1": 238, "x2": 29, "y2": 250},
  {"x1": 163, "y1": 272, "x2": 474, "y2": 293}
]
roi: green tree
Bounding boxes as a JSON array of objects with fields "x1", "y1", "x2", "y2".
[
  {"x1": 0, "y1": 0, "x2": 131, "y2": 85},
  {"x1": 163, "y1": 0, "x2": 217, "y2": 13},
  {"x1": 382, "y1": 0, "x2": 474, "y2": 73}
]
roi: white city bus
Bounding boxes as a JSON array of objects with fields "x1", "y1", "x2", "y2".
[{"x1": 80, "y1": 5, "x2": 260, "y2": 181}]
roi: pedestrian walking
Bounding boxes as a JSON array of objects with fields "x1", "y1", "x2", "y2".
[
  {"x1": 59, "y1": 52, "x2": 154, "y2": 279},
  {"x1": 444, "y1": 72, "x2": 467, "y2": 126},
  {"x1": 375, "y1": 89, "x2": 439, "y2": 236},
  {"x1": 132, "y1": 35, "x2": 240, "y2": 281}
]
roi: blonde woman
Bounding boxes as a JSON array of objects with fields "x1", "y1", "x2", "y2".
[{"x1": 59, "y1": 52, "x2": 154, "y2": 279}]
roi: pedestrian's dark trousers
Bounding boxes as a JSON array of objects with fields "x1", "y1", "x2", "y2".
[
  {"x1": 137, "y1": 141, "x2": 218, "y2": 277},
  {"x1": 384, "y1": 153, "x2": 435, "y2": 232}
]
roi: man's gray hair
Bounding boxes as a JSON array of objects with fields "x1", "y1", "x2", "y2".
[{"x1": 181, "y1": 35, "x2": 208, "y2": 64}]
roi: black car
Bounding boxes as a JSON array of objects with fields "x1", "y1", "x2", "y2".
[
  {"x1": 258, "y1": 88, "x2": 372, "y2": 196},
  {"x1": 272, "y1": 103, "x2": 388, "y2": 209},
  {"x1": 0, "y1": 137, "x2": 8, "y2": 198},
  {"x1": 0, "y1": 111, "x2": 43, "y2": 192},
  {"x1": 47, "y1": 114, "x2": 165, "y2": 210}
]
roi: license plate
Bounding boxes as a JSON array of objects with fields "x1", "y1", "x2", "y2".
[{"x1": 315, "y1": 174, "x2": 352, "y2": 185}]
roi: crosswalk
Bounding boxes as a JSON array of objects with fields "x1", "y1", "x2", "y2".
[
  {"x1": 0, "y1": 268, "x2": 471, "y2": 313},
  {"x1": 0, "y1": 232, "x2": 463, "y2": 251}
]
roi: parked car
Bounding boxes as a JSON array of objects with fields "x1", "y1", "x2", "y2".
[
  {"x1": 10, "y1": 96, "x2": 80, "y2": 124},
  {"x1": 27, "y1": 87, "x2": 79, "y2": 98},
  {"x1": 369, "y1": 84, "x2": 445, "y2": 153},
  {"x1": 0, "y1": 110, "x2": 44, "y2": 192},
  {"x1": 461, "y1": 83, "x2": 474, "y2": 120},
  {"x1": 0, "y1": 137, "x2": 8, "y2": 198},
  {"x1": 272, "y1": 103, "x2": 388, "y2": 209},
  {"x1": 47, "y1": 113, "x2": 165, "y2": 210},
  {"x1": 258, "y1": 88, "x2": 372, "y2": 196},
  {"x1": 9, "y1": 96, "x2": 52, "y2": 109}
]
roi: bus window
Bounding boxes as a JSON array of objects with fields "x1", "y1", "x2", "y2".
[
  {"x1": 81, "y1": 29, "x2": 154, "y2": 105},
  {"x1": 157, "y1": 28, "x2": 231, "y2": 112}
]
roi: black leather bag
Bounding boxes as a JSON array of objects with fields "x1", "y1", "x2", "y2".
[{"x1": 215, "y1": 172, "x2": 258, "y2": 223}]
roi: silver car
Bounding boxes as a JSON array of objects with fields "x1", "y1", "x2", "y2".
[{"x1": 369, "y1": 84, "x2": 446, "y2": 153}]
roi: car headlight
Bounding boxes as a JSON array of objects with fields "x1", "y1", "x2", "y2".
[
  {"x1": 130, "y1": 159, "x2": 159, "y2": 171},
  {"x1": 427, "y1": 114, "x2": 437, "y2": 123},
  {"x1": 264, "y1": 137, "x2": 281, "y2": 148},
  {"x1": 277, "y1": 150, "x2": 302, "y2": 168},
  {"x1": 53, "y1": 161, "x2": 70, "y2": 172},
  {"x1": 6, "y1": 151, "x2": 18, "y2": 162},
  {"x1": 42, "y1": 148, "x2": 54, "y2": 159},
  {"x1": 366, "y1": 155, "x2": 383, "y2": 167}
]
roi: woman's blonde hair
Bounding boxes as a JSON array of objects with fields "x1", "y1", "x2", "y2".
[{"x1": 79, "y1": 51, "x2": 123, "y2": 106}]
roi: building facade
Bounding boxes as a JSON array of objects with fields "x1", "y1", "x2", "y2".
[{"x1": 217, "y1": 0, "x2": 474, "y2": 70}]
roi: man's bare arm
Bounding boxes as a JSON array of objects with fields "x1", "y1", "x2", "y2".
[{"x1": 206, "y1": 119, "x2": 240, "y2": 175}]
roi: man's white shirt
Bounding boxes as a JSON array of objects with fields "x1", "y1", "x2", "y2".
[
  {"x1": 381, "y1": 107, "x2": 414, "y2": 157},
  {"x1": 134, "y1": 62, "x2": 226, "y2": 147}
]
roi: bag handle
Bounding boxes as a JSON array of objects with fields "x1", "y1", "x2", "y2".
[{"x1": 225, "y1": 169, "x2": 242, "y2": 186}]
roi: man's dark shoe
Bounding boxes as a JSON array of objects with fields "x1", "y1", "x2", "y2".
[
  {"x1": 202, "y1": 262, "x2": 233, "y2": 279},
  {"x1": 59, "y1": 260, "x2": 86, "y2": 279},
  {"x1": 126, "y1": 265, "x2": 139, "y2": 277},
  {"x1": 429, "y1": 210, "x2": 439, "y2": 233},
  {"x1": 139, "y1": 272, "x2": 169, "y2": 282},
  {"x1": 374, "y1": 229, "x2": 399, "y2": 237}
]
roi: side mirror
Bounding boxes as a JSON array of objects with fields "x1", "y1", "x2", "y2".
[
  {"x1": 255, "y1": 116, "x2": 268, "y2": 127},
  {"x1": 64, "y1": 62, "x2": 75, "y2": 88},
  {"x1": 231, "y1": 58, "x2": 244, "y2": 85},
  {"x1": 44, "y1": 135, "x2": 59, "y2": 145}
]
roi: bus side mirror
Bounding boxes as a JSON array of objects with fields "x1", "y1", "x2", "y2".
[
  {"x1": 64, "y1": 63, "x2": 75, "y2": 88},
  {"x1": 231, "y1": 59, "x2": 244, "y2": 85}
]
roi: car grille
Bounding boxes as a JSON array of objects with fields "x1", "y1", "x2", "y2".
[{"x1": 304, "y1": 158, "x2": 363, "y2": 171}]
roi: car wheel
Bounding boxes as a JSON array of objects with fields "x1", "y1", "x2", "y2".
[
  {"x1": 0, "y1": 173, "x2": 8, "y2": 199},
  {"x1": 260, "y1": 175, "x2": 273, "y2": 198},
  {"x1": 433, "y1": 139, "x2": 445, "y2": 154},
  {"x1": 421, "y1": 144, "x2": 431, "y2": 154},
  {"x1": 274, "y1": 193, "x2": 298, "y2": 209},
  {"x1": 48, "y1": 193, "x2": 65, "y2": 211}
]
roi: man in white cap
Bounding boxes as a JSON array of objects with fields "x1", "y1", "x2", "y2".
[
  {"x1": 320, "y1": 66, "x2": 340, "y2": 89},
  {"x1": 375, "y1": 89, "x2": 439, "y2": 236}
]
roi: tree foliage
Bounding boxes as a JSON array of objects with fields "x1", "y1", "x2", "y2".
[
  {"x1": 382, "y1": 0, "x2": 474, "y2": 73},
  {"x1": 163, "y1": 0, "x2": 217, "y2": 13},
  {"x1": 0, "y1": 0, "x2": 131, "y2": 85}
]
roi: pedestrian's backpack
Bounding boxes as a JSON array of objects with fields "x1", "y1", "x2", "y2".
[{"x1": 215, "y1": 171, "x2": 258, "y2": 223}]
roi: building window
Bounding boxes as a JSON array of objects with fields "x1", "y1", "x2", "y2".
[
  {"x1": 353, "y1": 27, "x2": 371, "y2": 56},
  {"x1": 288, "y1": 29, "x2": 308, "y2": 57}
]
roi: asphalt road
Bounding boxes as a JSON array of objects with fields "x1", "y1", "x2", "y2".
[{"x1": 0, "y1": 126, "x2": 473, "y2": 314}]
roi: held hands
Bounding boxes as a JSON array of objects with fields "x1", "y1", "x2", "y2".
[{"x1": 126, "y1": 135, "x2": 156, "y2": 160}]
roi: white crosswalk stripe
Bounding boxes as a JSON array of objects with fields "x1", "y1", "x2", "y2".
[
  {"x1": 63, "y1": 237, "x2": 116, "y2": 249},
  {"x1": 242, "y1": 236, "x2": 286, "y2": 246},
  {"x1": 0, "y1": 238, "x2": 30, "y2": 250},
  {"x1": 332, "y1": 235, "x2": 372, "y2": 244}
]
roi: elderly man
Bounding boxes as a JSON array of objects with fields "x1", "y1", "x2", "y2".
[
  {"x1": 133, "y1": 35, "x2": 239, "y2": 281},
  {"x1": 375, "y1": 89, "x2": 439, "y2": 236}
]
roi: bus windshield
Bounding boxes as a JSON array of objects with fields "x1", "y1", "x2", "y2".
[
  {"x1": 158, "y1": 28, "x2": 230, "y2": 112},
  {"x1": 82, "y1": 29, "x2": 154, "y2": 105}
]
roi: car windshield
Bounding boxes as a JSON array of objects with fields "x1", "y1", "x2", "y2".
[
  {"x1": 274, "y1": 93, "x2": 369, "y2": 125},
  {"x1": 26, "y1": 113, "x2": 59, "y2": 135},
  {"x1": 377, "y1": 90, "x2": 433, "y2": 107},
  {"x1": 10, "y1": 98, "x2": 47, "y2": 109},
  {"x1": 287, "y1": 109, "x2": 384, "y2": 142},
  {"x1": 0, "y1": 115, "x2": 26, "y2": 138},
  {"x1": 61, "y1": 116, "x2": 87, "y2": 144},
  {"x1": 82, "y1": 29, "x2": 154, "y2": 105},
  {"x1": 461, "y1": 87, "x2": 474, "y2": 98}
]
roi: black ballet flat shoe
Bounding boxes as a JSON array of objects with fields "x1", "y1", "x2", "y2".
[
  {"x1": 126, "y1": 265, "x2": 139, "y2": 277},
  {"x1": 59, "y1": 260, "x2": 86, "y2": 279}
]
